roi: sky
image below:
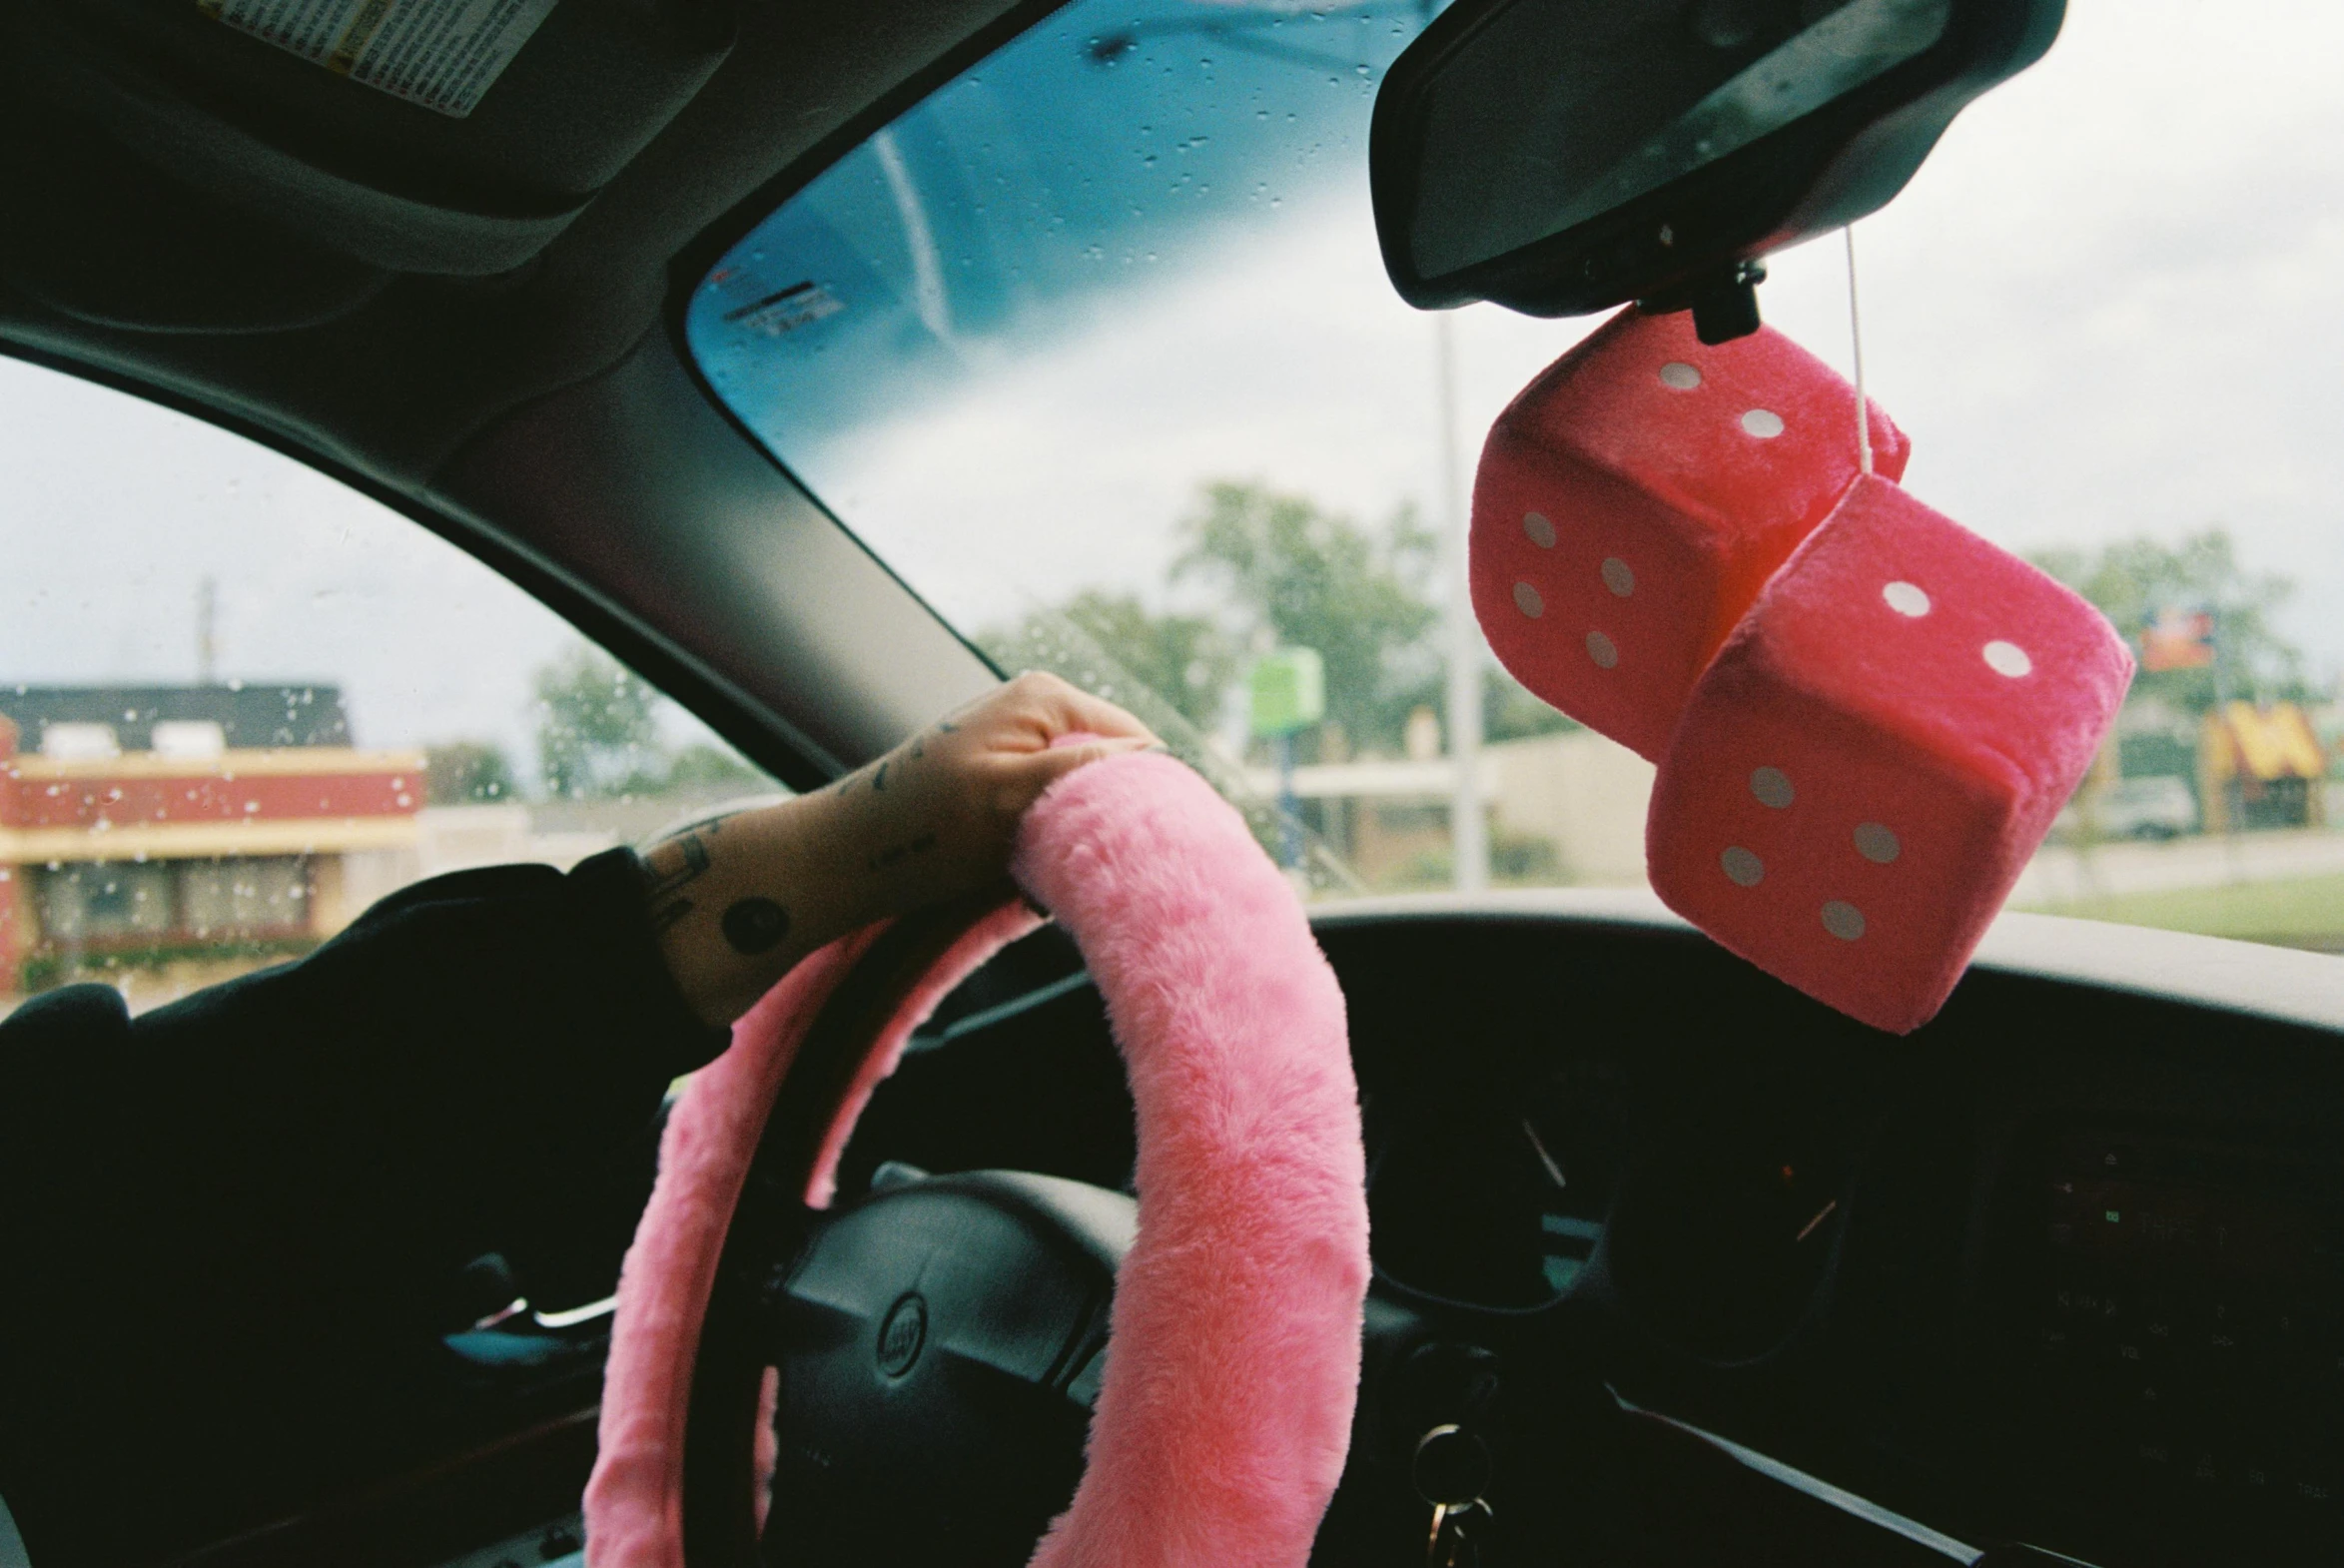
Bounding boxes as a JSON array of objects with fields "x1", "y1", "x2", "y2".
[
  {"x1": 0, "y1": 383, "x2": 589, "y2": 756},
  {"x1": 3, "y1": 0, "x2": 2340, "y2": 769}
]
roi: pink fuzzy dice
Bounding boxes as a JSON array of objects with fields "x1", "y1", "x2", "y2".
[
  {"x1": 1647, "y1": 475, "x2": 2135, "y2": 1035},
  {"x1": 1472, "y1": 306, "x2": 1911, "y2": 761}
]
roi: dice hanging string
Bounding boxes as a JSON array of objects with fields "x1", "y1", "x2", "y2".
[{"x1": 1845, "y1": 224, "x2": 1874, "y2": 477}]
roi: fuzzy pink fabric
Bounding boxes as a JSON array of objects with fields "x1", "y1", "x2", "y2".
[
  {"x1": 582, "y1": 924, "x2": 881, "y2": 1568},
  {"x1": 584, "y1": 752, "x2": 1368, "y2": 1568},
  {"x1": 1014, "y1": 753, "x2": 1369, "y2": 1568}
]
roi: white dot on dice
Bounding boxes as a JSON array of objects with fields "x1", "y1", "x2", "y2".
[
  {"x1": 1721, "y1": 846, "x2": 1764, "y2": 886},
  {"x1": 1750, "y1": 766, "x2": 1796, "y2": 809},
  {"x1": 1854, "y1": 822, "x2": 1901, "y2": 863},
  {"x1": 1585, "y1": 630, "x2": 1619, "y2": 669},
  {"x1": 1601, "y1": 557, "x2": 1635, "y2": 597},
  {"x1": 1883, "y1": 580, "x2": 1931, "y2": 617},
  {"x1": 1514, "y1": 581, "x2": 1544, "y2": 618},
  {"x1": 1821, "y1": 901, "x2": 1867, "y2": 941},
  {"x1": 1741, "y1": 408, "x2": 1786, "y2": 438},
  {"x1": 1524, "y1": 511, "x2": 1556, "y2": 548},
  {"x1": 1659, "y1": 362, "x2": 1702, "y2": 390},
  {"x1": 1983, "y1": 639, "x2": 2032, "y2": 677}
]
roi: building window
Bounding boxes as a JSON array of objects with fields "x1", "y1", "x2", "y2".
[
  {"x1": 36, "y1": 862, "x2": 176, "y2": 941},
  {"x1": 180, "y1": 857, "x2": 311, "y2": 937},
  {"x1": 32, "y1": 856, "x2": 311, "y2": 947}
]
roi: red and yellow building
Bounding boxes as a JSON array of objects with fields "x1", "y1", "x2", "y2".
[
  {"x1": 0, "y1": 686, "x2": 422, "y2": 1002},
  {"x1": 2200, "y1": 700, "x2": 2329, "y2": 833}
]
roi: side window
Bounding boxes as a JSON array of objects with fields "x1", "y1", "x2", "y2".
[{"x1": 0, "y1": 360, "x2": 780, "y2": 1015}]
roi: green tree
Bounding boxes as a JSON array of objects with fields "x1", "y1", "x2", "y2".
[
  {"x1": 998, "y1": 481, "x2": 1578, "y2": 756},
  {"x1": 984, "y1": 589, "x2": 1233, "y2": 731},
  {"x1": 2029, "y1": 528, "x2": 2303, "y2": 712},
  {"x1": 663, "y1": 741, "x2": 767, "y2": 789},
  {"x1": 1484, "y1": 667, "x2": 1577, "y2": 742},
  {"x1": 423, "y1": 740, "x2": 516, "y2": 804},
  {"x1": 1173, "y1": 480, "x2": 1439, "y2": 754},
  {"x1": 533, "y1": 644, "x2": 664, "y2": 798}
]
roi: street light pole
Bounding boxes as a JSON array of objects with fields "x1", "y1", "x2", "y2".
[{"x1": 1436, "y1": 311, "x2": 1488, "y2": 892}]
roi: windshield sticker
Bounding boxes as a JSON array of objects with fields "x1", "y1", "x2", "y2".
[
  {"x1": 195, "y1": 0, "x2": 562, "y2": 119},
  {"x1": 715, "y1": 277, "x2": 847, "y2": 339}
]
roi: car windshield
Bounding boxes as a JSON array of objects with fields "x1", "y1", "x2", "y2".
[{"x1": 687, "y1": 0, "x2": 2344, "y2": 954}]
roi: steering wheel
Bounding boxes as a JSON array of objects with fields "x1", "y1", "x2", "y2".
[{"x1": 582, "y1": 754, "x2": 1372, "y2": 1568}]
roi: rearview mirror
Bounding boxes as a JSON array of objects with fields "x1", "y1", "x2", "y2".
[{"x1": 1370, "y1": 0, "x2": 2064, "y2": 341}]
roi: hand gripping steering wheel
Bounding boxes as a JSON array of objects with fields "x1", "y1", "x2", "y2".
[{"x1": 582, "y1": 753, "x2": 1371, "y2": 1568}]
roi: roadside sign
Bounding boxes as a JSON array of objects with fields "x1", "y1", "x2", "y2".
[{"x1": 1248, "y1": 648, "x2": 1325, "y2": 738}]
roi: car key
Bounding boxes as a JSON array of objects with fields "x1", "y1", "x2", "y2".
[{"x1": 1414, "y1": 1423, "x2": 1493, "y2": 1567}]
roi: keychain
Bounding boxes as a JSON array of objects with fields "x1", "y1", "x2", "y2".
[{"x1": 1413, "y1": 1422, "x2": 1493, "y2": 1568}]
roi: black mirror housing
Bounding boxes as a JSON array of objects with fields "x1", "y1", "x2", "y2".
[{"x1": 1370, "y1": 0, "x2": 2065, "y2": 338}]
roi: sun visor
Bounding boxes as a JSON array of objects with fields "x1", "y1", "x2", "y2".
[
  {"x1": 0, "y1": 123, "x2": 395, "y2": 335},
  {"x1": 5, "y1": 0, "x2": 734, "y2": 277}
]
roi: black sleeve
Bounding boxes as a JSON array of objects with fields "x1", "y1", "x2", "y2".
[{"x1": 0, "y1": 848, "x2": 729, "y2": 1558}]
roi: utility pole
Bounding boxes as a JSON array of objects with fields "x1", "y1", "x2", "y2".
[
  {"x1": 2209, "y1": 602, "x2": 2243, "y2": 874},
  {"x1": 197, "y1": 575, "x2": 218, "y2": 685},
  {"x1": 1436, "y1": 312, "x2": 1487, "y2": 892}
]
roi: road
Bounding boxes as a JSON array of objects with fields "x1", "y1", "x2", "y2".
[{"x1": 2012, "y1": 826, "x2": 2344, "y2": 905}]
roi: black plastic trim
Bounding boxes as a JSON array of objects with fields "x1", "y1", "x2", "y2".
[
  {"x1": 648, "y1": 0, "x2": 1082, "y2": 684},
  {"x1": 1368, "y1": 0, "x2": 2065, "y2": 318},
  {"x1": 1311, "y1": 889, "x2": 2344, "y2": 1035}
]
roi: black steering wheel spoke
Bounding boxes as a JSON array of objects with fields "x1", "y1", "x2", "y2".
[{"x1": 714, "y1": 1169, "x2": 1129, "y2": 1565}]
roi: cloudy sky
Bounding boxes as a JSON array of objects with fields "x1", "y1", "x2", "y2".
[
  {"x1": 3, "y1": 0, "x2": 2338, "y2": 768},
  {"x1": 0, "y1": 370, "x2": 592, "y2": 757}
]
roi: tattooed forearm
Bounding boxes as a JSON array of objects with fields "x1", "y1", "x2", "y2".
[
  {"x1": 641, "y1": 830, "x2": 715, "y2": 902},
  {"x1": 865, "y1": 832, "x2": 937, "y2": 873},
  {"x1": 640, "y1": 673, "x2": 1156, "y2": 1028},
  {"x1": 721, "y1": 896, "x2": 790, "y2": 954},
  {"x1": 650, "y1": 809, "x2": 734, "y2": 844},
  {"x1": 824, "y1": 760, "x2": 875, "y2": 796},
  {"x1": 826, "y1": 713, "x2": 963, "y2": 797}
]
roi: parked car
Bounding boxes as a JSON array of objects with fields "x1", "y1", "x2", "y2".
[{"x1": 2057, "y1": 774, "x2": 2201, "y2": 842}]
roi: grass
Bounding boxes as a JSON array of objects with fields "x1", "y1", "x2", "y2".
[
  {"x1": 20, "y1": 935, "x2": 319, "y2": 995},
  {"x1": 2027, "y1": 872, "x2": 2344, "y2": 954}
]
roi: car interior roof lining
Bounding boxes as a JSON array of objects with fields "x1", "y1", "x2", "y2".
[
  {"x1": 0, "y1": 0, "x2": 1054, "y2": 772},
  {"x1": 0, "y1": 0, "x2": 1060, "y2": 482}
]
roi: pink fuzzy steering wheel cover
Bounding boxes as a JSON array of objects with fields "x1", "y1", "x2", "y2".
[{"x1": 583, "y1": 753, "x2": 1370, "y2": 1568}]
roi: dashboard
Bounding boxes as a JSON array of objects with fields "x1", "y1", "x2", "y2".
[
  {"x1": 169, "y1": 890, "x2": 2341, "y2": 1568},
  {"x1": 2021, "y1": 1127, "x2": 2344, "y2": 1544},
  {"x1": 844, "y1": 889, "x2": 2344, "y2": 1568}
]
